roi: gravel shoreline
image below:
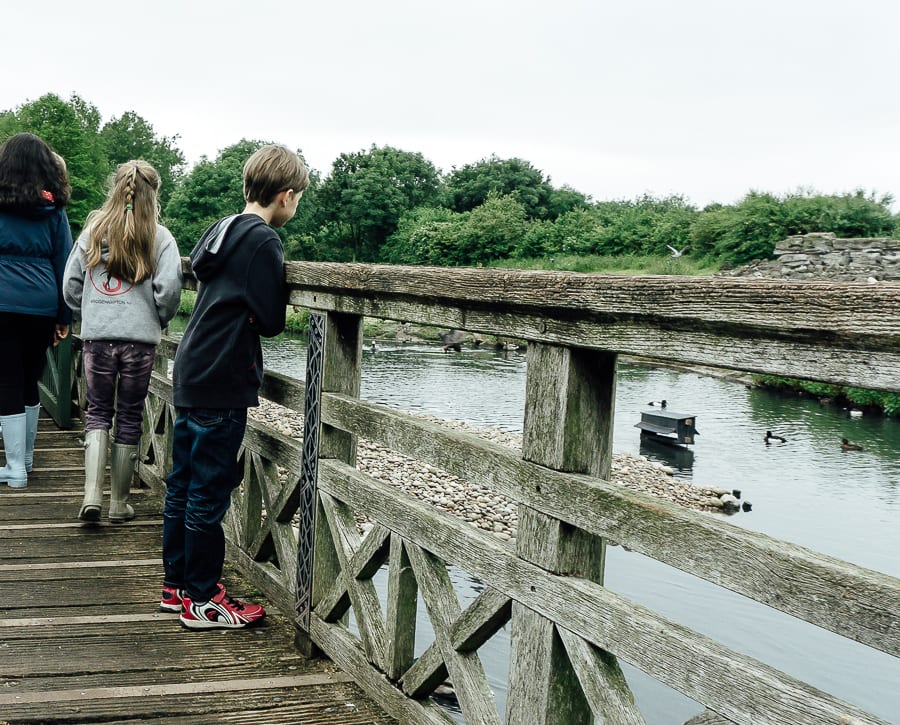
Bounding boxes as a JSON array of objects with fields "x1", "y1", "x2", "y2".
[{"x1": 252, "y1": 401, "x2": 742, "y2": 545}]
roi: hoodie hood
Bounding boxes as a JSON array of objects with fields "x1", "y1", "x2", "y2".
[
  {"x1": 189, "y1": 214, "x2": 270, "y2": 282},
  {"x1": 189, "y1": 214, "x2": 238, "y2": 281}
]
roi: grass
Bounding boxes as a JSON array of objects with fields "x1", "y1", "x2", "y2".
[{"x1": 487, "y1": 254, "x2": 720, "y2": 275}]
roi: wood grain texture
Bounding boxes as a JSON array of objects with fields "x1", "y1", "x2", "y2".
[
  {"x1": 283, "y1": 263, "x2": 900, "y2": 391},
  {"x1": 318, "y1": 458, "x2": 889, "y2": 725},
  {"x1": 314, "y1": 391, "x2": 900, "y2": 659}
]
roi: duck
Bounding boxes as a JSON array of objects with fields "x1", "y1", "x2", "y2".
[
  {"x1": 764, "y1": 430, "x2": 787, "y2": 444},
  {"x1": 841, "y1": 437, "x2": 863, "y2": 452},
  {"x1": 439, "y1": 329, "x2": 465, "y2": 353},
  {"x1": 648, "y1": 399, "x2": 667, "y2": 408}
]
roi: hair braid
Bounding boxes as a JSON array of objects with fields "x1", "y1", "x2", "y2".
[
  {"x1": 85, "y1": 160, "x2": 161, "y2": 284},
  {"x1": 123, "y1": 166, "x2": 137, "y2": 246}
]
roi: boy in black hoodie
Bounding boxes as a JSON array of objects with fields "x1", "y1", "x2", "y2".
[{"x1": 162, "y1": 145, "x2": 308, "y2": 629}]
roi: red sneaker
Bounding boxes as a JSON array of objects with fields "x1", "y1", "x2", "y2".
[
  {"x1": 160, "y1": 585, "x2": 184, "y2": 613},
  {"x1": 180, "y1": 584, "x2": 266, "y2": 629}
]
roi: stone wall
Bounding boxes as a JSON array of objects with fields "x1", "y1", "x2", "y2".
[{"x1": 724, "y1": 232, "x2": 900, "y2": 282}]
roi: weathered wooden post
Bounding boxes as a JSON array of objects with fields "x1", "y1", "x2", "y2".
[
  {"x1": 295, "y1": 310, "x2": 363, "y2": 655},
  {"x1": 506, "y1": 342, "x2": 644, "y2": 724}
]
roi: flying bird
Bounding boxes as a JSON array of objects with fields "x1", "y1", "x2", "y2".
[{"x1": 666, "y1": 245, "x2": 685, "y2": 258}]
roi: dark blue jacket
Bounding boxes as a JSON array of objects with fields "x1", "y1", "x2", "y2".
[{"x1": 0, "y1": 205, "x2": 73, "y2": 324}]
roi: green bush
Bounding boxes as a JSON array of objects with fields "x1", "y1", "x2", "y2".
[
  {"x1": 754, "y1": 375, "x2": 899, "y2": 416},
  {"x1": 178, "y1": 290, "x2": 196, "y2": 316}
]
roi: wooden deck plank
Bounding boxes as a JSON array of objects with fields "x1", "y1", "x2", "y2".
[
  {"x1": 0, "y1": 493, "x2": 155, "y2": 522},
  {"x1": 0, "y1": 424, "x2": 395, "y2": 724},
  {"x1": 0, "y1": 681, "x2": 395, "y2": 723}
]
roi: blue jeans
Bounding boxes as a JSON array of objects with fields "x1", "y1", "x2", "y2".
[
  {"x1": 162, "y1": 407, "x2": 247, "y2": 602},
  {"x1": 82, "y1": 340, "x2": 156, "y2": 444}
]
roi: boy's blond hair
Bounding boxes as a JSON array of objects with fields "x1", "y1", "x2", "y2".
[{"x1": 243, "y1": 145, "x2": 309, "y2": 206}]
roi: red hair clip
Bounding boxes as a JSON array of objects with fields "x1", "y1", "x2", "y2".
[{"x1": 40, "y1": 190, "x2": 55, "y2": 202}]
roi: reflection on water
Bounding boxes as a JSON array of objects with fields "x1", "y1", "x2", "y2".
[
  {"x1": 638, "y1": 434, "x2": 696, "y2": 473},
  {"x1": 261, "y1": 336, "x2": 900, "y2": 723}
]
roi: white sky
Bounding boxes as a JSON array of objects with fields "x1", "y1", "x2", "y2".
[{"x1": 5, "y1": 0, "x2": 900, "y2": 208}]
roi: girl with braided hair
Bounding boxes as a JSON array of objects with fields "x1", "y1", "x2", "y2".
[{"x1": 64, "y1": 160, "x2": 182, "y2": 522}]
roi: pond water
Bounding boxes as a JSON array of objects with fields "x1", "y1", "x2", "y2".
[{"x1": 258, "y1": 334, "x2": 900, "y2": 723}]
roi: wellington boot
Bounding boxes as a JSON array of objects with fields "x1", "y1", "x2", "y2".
[
  {"x1": 24, "y1": 404, "x2": 40, "y2": 473},
  {"x1": 109, "y1": 442, "x2": 137, "y2": 523},
  {"x1": 0, "y1": 413, "x2": 28, "y2": 488},
  {"x1": 79, "y1": 430, "x2": 108, "y2": 522}
]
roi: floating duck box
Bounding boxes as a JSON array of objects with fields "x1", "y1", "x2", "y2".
[{"x1": 635, "y1": 409, "x2": 698, "y2": 445}]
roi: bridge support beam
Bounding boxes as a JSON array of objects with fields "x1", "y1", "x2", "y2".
[{"x1": 507, "y1": 343, "x2": 643, "y2": 724}]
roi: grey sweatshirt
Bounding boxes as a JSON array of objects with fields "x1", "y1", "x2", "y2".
[{"x1": 63, "y1": 225, "x2": 183, "y2": 345}]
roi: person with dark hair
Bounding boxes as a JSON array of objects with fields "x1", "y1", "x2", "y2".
[
  {"x1": 63, "y1": 160, "x2": 183, "y2": 523},
  {"x1": 0, "y1": 133, "x2": 73, "y2": 489}
]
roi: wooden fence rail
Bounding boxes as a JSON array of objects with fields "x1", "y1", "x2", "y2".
[{"x1": 131, "y1": 263, "x2": 900, "y2": 725}]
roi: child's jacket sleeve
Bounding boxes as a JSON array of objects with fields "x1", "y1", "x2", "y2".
[{"x1": 245, "y1": 236, "x2": 287, "y2": 338}]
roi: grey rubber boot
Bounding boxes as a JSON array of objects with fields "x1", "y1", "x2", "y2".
[
  {"x1": 0, "y1": 413, "x2": 28, "y2": 488},
  {"x1": 24, "y1": 403, "x2": 40, "y2": 473},
  {"x1": 108, "y1": 442, "x2": 137, "y2": 522},
  {"x1": 79, "y1": 429, "x2": 108, "y2": 522}
]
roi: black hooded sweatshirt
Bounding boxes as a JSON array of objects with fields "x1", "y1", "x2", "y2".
[{"x1": 172, "y1": 214, "x2": 286, "y2": 409}]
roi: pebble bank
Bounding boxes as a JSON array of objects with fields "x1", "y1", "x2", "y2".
[{"x1": 252, "y1": 401, "x2": 740, "y2": 545}]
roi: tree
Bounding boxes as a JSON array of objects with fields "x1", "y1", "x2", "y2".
[
  {"x1": 515, "y1": 207, "x2": 607, "y2": 258},
  {"x1": 455, "y1": 193, "x2": 529, "y2": 265},
  {"x1": 589, "y1": 195, "x2": 697, "y2": 256},
  {"x1": 282, "y1": 167, "x2": 324, "y2": 261},
  {"x1": 381, "y1": 205, "x2": 460, "y2": 264},
  {"x1": 317, "y1": 145, "x2": 444, "y2": 261},
  {"x1": 163, "y1": 139, "x2": 320, "y2": 257},
  {"x1": 688, "y1": 189, "x2": 896, "y2": 266},
  {"x1": 99, "y1": 111, "x2": 186, "y2": 207},
  {"x1": 0, "y1": 93, "x2": 108, "y2": 230},
  {"x1": 163, "y1": 140, "x2": 253, "y2": 253},
  {"x1": 446, "y1": 155, "x2": 556, "y2": 219}
]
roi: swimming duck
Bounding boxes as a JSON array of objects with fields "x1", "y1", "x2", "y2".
[
  {"x1": 648, "y1": 399, "x2": 667, "y2": 408},
  {"x1": 841, "y1": 437, "x2": 863, "y2": 452},
  {"x1": 439, "y1": 329, "x2": 465, "y2": 353},
  {"x1": 764, "y1": 430, "x2": 787, "y2": 444}
]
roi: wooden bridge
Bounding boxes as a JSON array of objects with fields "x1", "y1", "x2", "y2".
[{"x1": 2, "y1": 262, "x2": 899, "y2": 724}]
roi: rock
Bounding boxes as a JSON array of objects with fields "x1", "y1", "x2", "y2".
[{"x1": 251, "y1": 401, "x2": 746, "y2": 540}]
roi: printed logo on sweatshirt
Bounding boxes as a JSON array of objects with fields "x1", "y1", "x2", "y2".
[{"x1": 89, "y1": 268, "x2": 134, "y2": 297}]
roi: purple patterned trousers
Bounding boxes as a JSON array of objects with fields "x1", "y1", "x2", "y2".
[{"x1": 82, "y1": 340, "x2": 156, "y2": 444}]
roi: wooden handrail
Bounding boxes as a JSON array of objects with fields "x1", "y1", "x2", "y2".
[{"x1": 141, "y1": 261, "x2": 899, "y2": 724}]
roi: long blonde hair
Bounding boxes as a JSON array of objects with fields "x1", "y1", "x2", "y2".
[{"x1": 84, "y1": 160, "x2": 160, "y2": 284}]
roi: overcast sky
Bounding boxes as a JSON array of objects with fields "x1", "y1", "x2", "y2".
[{"x1": 5, "y1": 0, "x2": 900, "y2": 208}]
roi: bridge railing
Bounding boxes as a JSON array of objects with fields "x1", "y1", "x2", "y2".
[{"x1": 136, "y1": 262, "x2": 900, "y2": 725}]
